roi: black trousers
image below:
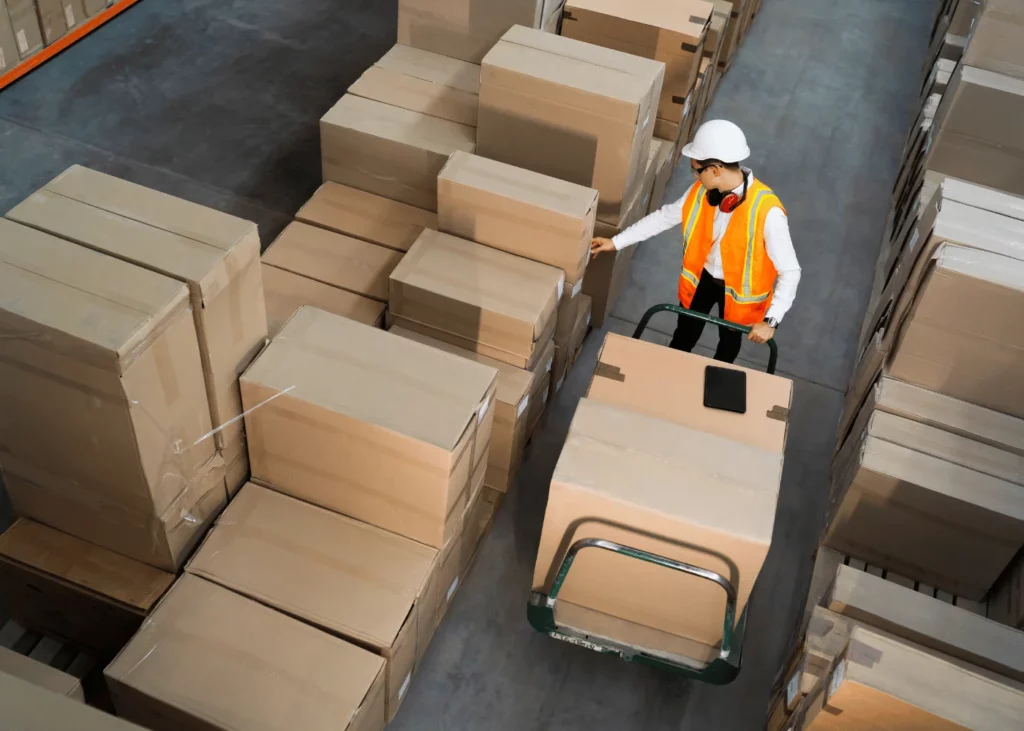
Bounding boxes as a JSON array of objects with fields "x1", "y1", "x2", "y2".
[{"x1": 669, "y1": 269, "x2": 743, "y2": 363}]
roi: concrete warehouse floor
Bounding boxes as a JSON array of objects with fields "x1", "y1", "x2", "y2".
[{"x1": 0, "y1": 0, "x2": 938, "y2": 728}]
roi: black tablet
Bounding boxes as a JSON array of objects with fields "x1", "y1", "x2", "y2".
[{"x1": 704, "y1": 365, "x2": 747, "y2": 414}]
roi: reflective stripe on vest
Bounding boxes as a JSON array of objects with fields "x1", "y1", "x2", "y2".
[{"x1": 678, "y1": 178, "x2": 785, "y2": 325}]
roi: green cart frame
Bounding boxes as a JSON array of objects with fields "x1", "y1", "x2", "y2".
[{"x1": 526, "y1": 304, "x2": 779, "y2": 683}]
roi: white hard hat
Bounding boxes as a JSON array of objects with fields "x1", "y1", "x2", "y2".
[{"x1": 681, "y1": 120, "x2": 751, "y2": 163}]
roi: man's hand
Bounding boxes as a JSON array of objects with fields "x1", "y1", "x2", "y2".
[
  {"x1": 747, "y1": 322, "x2": 776, "y2": 344},
  {"x1": 590, "y1": 237, "x2": 616, "y2": 260}
]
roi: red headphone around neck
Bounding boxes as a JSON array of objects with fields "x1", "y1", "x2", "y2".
[{"x1": 705, "y1": 173, "x2": 748, "y2": 213}]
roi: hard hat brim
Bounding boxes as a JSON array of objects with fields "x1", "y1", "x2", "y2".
[{"x1": 681, "y1": 141, "x2": 751, "y2": 163}]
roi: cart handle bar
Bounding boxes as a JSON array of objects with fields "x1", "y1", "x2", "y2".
[{"x1": 631, "y1": 304, "x2": 778, "y2": 375}]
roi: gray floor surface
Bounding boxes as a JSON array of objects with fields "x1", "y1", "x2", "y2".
[{"x1": 0, "y1": 0, "x2": 938, "y2": 728}]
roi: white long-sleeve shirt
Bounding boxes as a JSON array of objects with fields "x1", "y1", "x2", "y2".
[{"x1": 612, "y1": 171, "x2": 801, "y2": 322}]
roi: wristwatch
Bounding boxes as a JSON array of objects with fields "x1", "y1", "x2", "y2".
[{"x1": 763, "y1": 317, "x2": 780, "y2": 328}]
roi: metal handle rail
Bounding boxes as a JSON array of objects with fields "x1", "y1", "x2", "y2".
[
  {"x1": 631, "y1": 304, "x2": 779, "y2": 375},
  {"x1": 527, "y1": 538, "x2": 748, "y2": 684}
]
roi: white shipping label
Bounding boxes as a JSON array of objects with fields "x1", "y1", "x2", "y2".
[
  {"x1": 446, "y1": 576, "x2": 460, "y2": 603},
  {"x1": 516, "y1": 395, "x2": 530, "y2": 418},
  {"x1": 907, "y1": 228, "x2": 920, "y2": 254},
  {"x1": 398, "y1": 672, "x2": 412, "y2": 701},
  {"x1": 0, "y1": 48, "x2": 6, "y2": 71},
  {"x1": 16, "y1": 30, "x2": 29, "y2": 54},
  {"x1": 556, "y1": 275, "x2": 565, "y2": 301},
  {"x1": 64, "y1": 5, "x2": 76, "y2": 26},
  {"x1": 785, "y1": 670, "x2": 800, "y2": 707},
  {"x1": 555, "y1": 376, "x2": 565, "y2": 393},
  {"x1": 542, "y1": 388, "x2": 549, "y2": 404},
  {"x1": 585, "y1": 313, "x2": 591, "y2": 328},
  {"x1": 571, "y1": 279, "x2": 583, "y2": 297},
  {"x1": 545, "y1": 357, "x2": 554, "y2": 373},
  {"x1": 477, "y1": 394, "x2": 491, "y2": 424},
  {"x1": 827, "y1": 660, "x2": 846, "y2": 700}
]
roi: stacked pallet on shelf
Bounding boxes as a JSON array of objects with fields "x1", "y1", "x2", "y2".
[
  {"x1": 0, "y1": 0, "x2": 765, "y2": 727},
  {"x1": 767, "y1": 2, "x2": 1024, "y2": 728}
]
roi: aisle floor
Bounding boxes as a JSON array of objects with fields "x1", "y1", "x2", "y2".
[{"x1": 0, "y1": 0, "x2": 938, "y2": 728}]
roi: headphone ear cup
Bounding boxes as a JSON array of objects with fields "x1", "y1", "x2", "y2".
[
  {"x1": 705, "y1": 189, "x2": 723, "y2": 207},
  {"x1": 719, "y1": 193, "x2": 741, "y2": 213}
]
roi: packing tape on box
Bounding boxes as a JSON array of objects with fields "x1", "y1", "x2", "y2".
[
  {"x1": 593, "y1": 361, "x2": 625, "y2": 382},
  {"x1": 766, "y1": 405, "x2": 790, "y2": 423},
  {"x1": 194, "y1": 386, "x2": 295, "y2": 447}
]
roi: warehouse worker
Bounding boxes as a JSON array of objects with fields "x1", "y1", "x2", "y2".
[{"x1": 591, "y1": 120, "x2": 801, "y2": 363}]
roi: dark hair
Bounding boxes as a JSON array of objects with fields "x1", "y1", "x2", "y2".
[{"x1": 697, "y1": 158, "x2": 742, "y2": 172}]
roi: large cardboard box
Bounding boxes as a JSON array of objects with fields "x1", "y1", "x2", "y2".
[
  {"x1": 0, "y1": 646, "x2": 82, "y2": 700},
  {"x1": 5, "y1": 0, "x2": 42, "y2": 59},
  {"x1": 187, "y1": 485, "x2": 437, "y2": 720},
  {"x1": 554, "y1": 278, "x2": 585, "y2": 346},
  {"x1": 533, "y1": 399, "x2": 779, "y2": 649},
  {"x1": 4, "y1": 456, "x2": 228, "y2": 572},
  {"x1": 262, "y1": 265, "x2": 385, "y2": 337},
  {"x1": 825, "y1": 563, "x2": 1024, "y2": 682},
  {"x1": 0, "y1": 4, "x2": 18, "y2": 72},
  {"x1": 437, "y1": 151, "x2": 598, "y2": 285},
  {"x1": 389, "y1": 229, "x2": 564, "y2": 369},
  {"x1": 0, "y1": 519, "x2": 174, "y2": 657},
  {"x1": 478, "y1": 26, "x2": 664, "y2": 227},
  {"x1": 105, "y1": 575, "x2": 387, "y2": 731},
  {"x1": 261, "y1": 222, "x2": 402, "y2": 304},
  {"x1": 1, "y1": 670, "x2": 146, "y2": 731},
  {"x1": 0, "y1": 219, "x2": 227, "y2": 565},
  {"x1": 925, "y1": 64, "x2": 1024, "y2": 197},
  {"x1": 549, "y1": 290, "x2": 593, "y2": 398},
  {"x1": 804, "y1": 626, "x2": 1024, "y2": 730},
  {"x1": 320, "y1": 95, "x2": 476, "y2": 211},
  {"x1": 397, "y1": 0, "x2": 544, "y2": 63},
  {"x1": 391, "y1": 326, "x2": 552, "y2": 493},
  {"x1": 560, "y1": 0, "x2": 711, "y2": 126},
  {"x1": 9, "y1": 165, "x2": 268, "y2": 491},
  {"x1": 349, "y1": 44, "x2": 480, "y2": 127},
  {"x1": 648, "y1": 138, "x2": 676, "y2": 214},
  {"x1": 295, "y1": 182, "x2": 437, "y2": 254},
  {"x1": 241, "y1": 307, "x2": 497, "y2": 548},
  {"x1": 825, "y1": 423, "x2": 1024, "y2": 600},
  {"x1": 887, "y1": 245, "x2": 1024, "y2": 419},
  {"x1": 35, "y1": 0, "x2": 69, "y2": 45},
  {"x1": 589, "y1": 334, "x2": 793, "y2": 454},
  {"x1": 961, "y1": 0, "x2": 1024, "y2": 81}
]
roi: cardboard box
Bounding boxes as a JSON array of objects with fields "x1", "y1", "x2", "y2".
[
  {"x1": 588, "y1": 334, "x2": 793, "y2": 453},
  {"x1": 35, "y1": 0, "x2": 67, "y2": 45},
  {"x1": 105, "y1": 575, "x2": 387, "y2": 731},
  {"x1": 0, "y1": 4, "x2": 19, "y2": 71},
  {"x1": 533, "y1": 399, "x2": 779, "y2": 648},
  {"x1": 717, "y1": 4, "x2": 743, "y2": 68},
  {"x1": 261, "y1": 222, "x2": 402, "y2": 304},
  {"x1": 390, "y1": 326, "x2": 552, "y2": 492},
  {"x1": 825, "y1": 426, "x2": 1024, "y2": 600},
  {"x1": 389, "y1": 229, "x2": 564, "y2": 369},
  {"x1": 82, "y1": 0, "x2": 107, "y2": 17},
  {"x1": 825, "y1": 563, "x2": 1024, "y2": 682},
  {"x1": 961, "y1": 0, "x2": 1024, "y2": 81},
  {"x1": 349, "y1": 44, "x2": 480, "y2": 127},
  {"x1": 0, "y1": 217, "x2": 220, "y2": 523},
  {"x1": 4, "y1": 455, "x2": 228, "y2": 572},
  {"x1": 0, "y1": 519, "x2": 174, "y2": 657},
  {"x1": 62, "y1": 0, "x2": 86, "y2": 29},
  {"x1": 648, "y1": 139, "x2": 676, "y2": 214},
  {"x1": 187, "y1": 484, "x2": 437, "y2": 720},
  {"x1": 6, "y1": 0, "x2": 42, "y2": 58},
  {"x1": 437, "y1": 151, "x2": 598, "y2": 285},
  {"x1": 569, "y1": 294, "x2": 593, "y2": 367},
  {"x1": 1, "y1": 670, "x2": 147, "y2": 731},
  {"x1": 320, "y1": 94, "x2": 476, "y2": 211},
  {"x1": 707, "y1": 1, "x2": 733, "y2": 56},
  {"x1": 478, "y1": 26, "x2": 664, "y2": 227},
  {"x1": 554, "y1": 278, "x2": 585, "y2": 345},
  {"x1": 0, "y1": 646, "x2": 82, "y2": 700},
  {"x1": 241, "y1": 307, "x2": 497, "y2": 548},
  {"x1": 887, "y1": 245, "x2": 1024, "y2": 419},
  {"x1": 262, "y1": 264, "x2": 385, "y2": 336},
  {"x1": 560, "y1": 0, "x2": 712, "y2": 125},
  {"x1": 550, "y1": 297, "x2": 591, "y2": 397},
  {"x1": 526, "y1": 370, "x2": 553, "y2": 436},
  {"x1": 926, "y1": 64, "x2": 1024, "y2": 197},
  {"x1": 809, "y1": 626, "x2": 1024, "y2": 730},
  {"x1": 295, "y1": 182, "x2": 437, "y2": 254},
  {"x1": 397, "y1": 0, "x2": 545, "y2": 63},
  {"x1": 9, "y1": 166, "x2": 268, "y2": 491}
]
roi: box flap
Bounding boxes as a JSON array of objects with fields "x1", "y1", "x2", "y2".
[
  {"x1": 188, "y1": 484, "x2": 437, "y2": 648},
  {"x1": 262, "y1": 222, "x2": 403, "y2": 303},
  {"x1": 564, "y1": 0, "x2": 713, "y2": 42},
  {"x1": 390, "y1": 325, "x2": 535, "y2": 407},
  {"x1": 44, "y1": 166, "x2": 257, "y2": 252},
  {"x1": 262, "y1": 264, "x2": 385, "y2": 336},
  {"x1": 105, "y1": 574, "x2": 386, "y2": 731},
  {"x1": 390, "y1": 229, "x2": 563, "y2": 342},
  {"x1": 321, "y1": 95, "x2": 476, "y2": 157},
  {"x1": 0, "y1": 219, "x2": 190, "y2": 373},
  {"x1": 0, "y1": 519, "x2": 174, "y2": 611},
  {"x1": 295, "y1": 182, "x2": 437, "y2": 254},
  {"x1": 242, "y1": 307, "x2": 496, "y2": 451},
  {"x1": 348, "y1": 66, "x2": 478, "y2": 127},
  {"x1": 377, "y1": 44, "x2": 480, "y2": 94}
]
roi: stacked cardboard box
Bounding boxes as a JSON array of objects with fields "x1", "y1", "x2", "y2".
[
  {"x1": 532, "y1": 335, "x2": 790, "y2": 662},
  {"x1": 2, "y1": 668, "x2": 147, "y2": 730},
  {"x1": 0, "y1": 0, "x2": 88, "y2": 67}
]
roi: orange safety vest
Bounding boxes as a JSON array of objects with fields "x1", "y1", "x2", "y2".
[{"x1": 678, "y1": 178, "x2": 785, "y2": 326}]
